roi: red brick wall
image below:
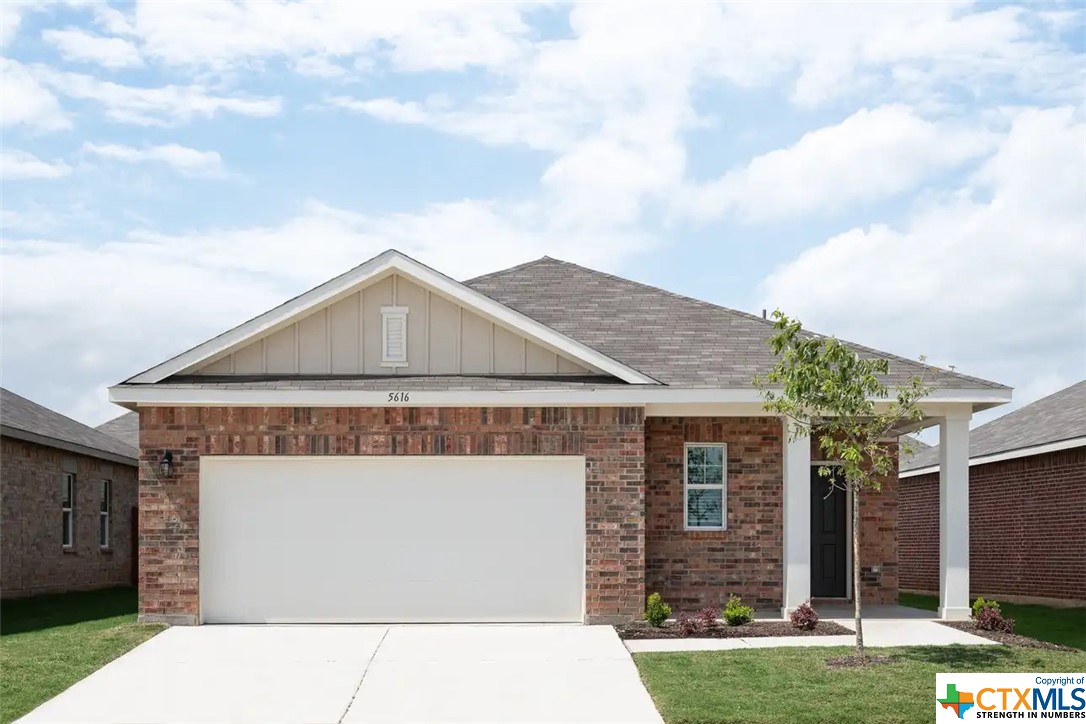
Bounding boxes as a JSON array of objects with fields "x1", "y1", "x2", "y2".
[
  {"x1": 899, "y1": 448, "x2": 1086, "y2": 602},
  {"x1": 138, "y1": 406, "x2": 646, "y2": 624},
  {"x1": 645, "y1": 417, "x2": 785, "y2": 611},
  {"x1": 1, "y1": 437, "x2": 137, "y2": 598}
]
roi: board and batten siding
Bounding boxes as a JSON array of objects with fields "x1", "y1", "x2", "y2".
[{"x1": 193, "y1": 274, "x2": 597, "y2": 376}]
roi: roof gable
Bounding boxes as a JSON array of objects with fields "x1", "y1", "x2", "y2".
[{"x1": 125, "y1": 250, "x2": 657, "y2": 385}]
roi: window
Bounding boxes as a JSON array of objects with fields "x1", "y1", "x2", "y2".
[
  {"x1": 61, "y1": 473, "x2": 75, "y2": 547},
  {"x1": 381, "y1": 306, "x2": 409, "y2": 367},
  {"x1": 684, "y1": 443, "x2": 726, "y2": 530},
  {"x1": 99, "y1": 480, "x2": 112, "y2": 548}
]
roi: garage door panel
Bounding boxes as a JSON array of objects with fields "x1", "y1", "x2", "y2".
[{"x1": 200, "y1": 457, "x2": 585, "y2": 623}]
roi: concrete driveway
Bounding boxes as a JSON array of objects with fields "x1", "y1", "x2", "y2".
[{"x1": 18, "y1": 625, "x2": 662, "y2": 724}]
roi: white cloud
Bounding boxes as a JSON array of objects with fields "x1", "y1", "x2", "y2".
[
  {"x1": 681, "y1": 105, "x2": 998, "y2": 223},
  {"x1": 0, "y1": 59, "x2": 70, "y2": 131},
  {"x1": 32, "y1": 65, "x2": 282, "y2": 126},
  {"x1": 0, "y1": 150, "x2": 71, "y2": 179},
  {"x1": 294, "y1": 55, "x2": 347, "y2": 78},
  {"x1": 129, "y1": 0, "x2": 530, "y2": 73},
  {"x1": 42, "y1": 27, "x2": 143, "y2": 69},
  {"x1": 83, "y1": 142, "x2": 224, "y2": 176},
  {"x1": 758, "y1": 106, "x2": 1086, "y2": 401}
]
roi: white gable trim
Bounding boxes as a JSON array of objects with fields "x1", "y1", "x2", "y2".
[
  {"x1": 900, "y1": 435, "x2": 1086, "y2": 478},
  {"x1": 125, "y1": 250, "x2": 658, "y2": 385}
]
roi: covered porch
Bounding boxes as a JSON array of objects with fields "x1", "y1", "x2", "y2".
[{"x1": 782, "y1": 404, "x2": 977, "y2": 620}]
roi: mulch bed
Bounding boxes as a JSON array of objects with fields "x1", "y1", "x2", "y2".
[
  {"x1": 939, "y1": 621, "x2": 1078, "y2": 651},
  {"x1": 826, "y1": 654, "x2": 896, "y2": 668},
  {"x1": 616, "y1": 620, "x2": 853, "y2": 640}
]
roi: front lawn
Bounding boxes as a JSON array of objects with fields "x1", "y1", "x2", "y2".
[
  {"x1": 636, "y1": 645, "x2": 1086, "y2": 724},
  {"x1": 0, "y1": 587, "x2": 165, "y2": 723},
  {"x1": 899, "y1": 592, "x2": 1085, "y2": 650}
]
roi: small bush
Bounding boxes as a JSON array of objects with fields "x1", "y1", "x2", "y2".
[
  {"x1": 644, "y1": 592, "x2": 672, "y2": 627},
  {"x1": 696, "y1": 607, "x2": 719, "y2": 627},
  {"x1": 789, "y1": 600, "x2": 819, "y2": 630},
  {"x1": 975, "y1": 606, "x2": 1015, "y2": 633},
  {"x1": 723, "y1": 594, "x2": 755, "y2": 626},
  {"x1": 972, "y1": 597, "x2": 1001, "y2": 619},
  {"x1": 676, "y1": 612, "x2": 706, "y2": 637}
]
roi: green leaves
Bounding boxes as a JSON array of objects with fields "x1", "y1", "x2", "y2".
[{"x1": 754, "y1": 309, "x2": 933, "y2": 493}]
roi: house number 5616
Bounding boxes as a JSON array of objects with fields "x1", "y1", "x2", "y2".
[{"x1": 387, "y1": 392, "x2": 410, "y2": 403}]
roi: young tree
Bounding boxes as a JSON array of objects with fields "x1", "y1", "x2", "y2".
[{"x1": 755, "y1": 311, "x2": 932, "y2": 663}]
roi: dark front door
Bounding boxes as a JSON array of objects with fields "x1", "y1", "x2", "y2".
[{"x1": 810, "y1": 468, "x2": 847, "y2": 597}]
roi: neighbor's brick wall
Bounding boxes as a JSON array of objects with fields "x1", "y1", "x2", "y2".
[
  {"x1": 899, "y1": 448, "x2": 1086, "y2": 602},
  {"x1": 138, "y1": 406, "x2": 646, "y2": 624},
  {"x1": 646, "y1": 417, "x2": 785, "y2": 610},
  {"x1": 1, "y1": 437, "x2": 137, "y2": 598}
]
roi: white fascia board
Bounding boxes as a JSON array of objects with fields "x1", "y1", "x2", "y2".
[
  {"x1": 900, "y1": 436, "x2": 1086, "y2": 478},
  {"x1": 109, "y1": 385, "x2": 1012, "y2": 410},
  {"x1": 124, "y1": 250, "x2": 657, "y2": 386}
]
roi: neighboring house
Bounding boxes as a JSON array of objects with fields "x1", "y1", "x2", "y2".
[
  {"x1": 107, "y1": 250, "x2": 1011, "y2": 625},
  {"x1": 900, "y1": 380, "x2": 1086, "y2": 606},
  {"x1": 1, "y1": 389, "x2": 139, "y2": 598},
  {"x1": 96, "y1": 411, "x2": 139, "y2": 449}
]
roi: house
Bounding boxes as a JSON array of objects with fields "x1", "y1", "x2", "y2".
[
  {"x1": 900, "y1": 380, "x2": 1086, "y2": 606},
  {"x1": 1, "y1": 388, "x2": 139, "y2": 598},
  {"x1": 107, "y1": 250, "x2": 1011, "y2": 625}
]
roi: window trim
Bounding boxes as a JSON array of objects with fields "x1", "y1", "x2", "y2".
[
  {"x1": 99, "y1": 479, "x2": 112, "y2": 549},
  {"x1": 380, "y1": 305, "x2": 409, "y2": 368},
  {"x1": 683, "y1": 442, "x2": 727, "y2": 531},
  {"x1": 62, "y1": 472, "x2": 75, "y2": 548}
]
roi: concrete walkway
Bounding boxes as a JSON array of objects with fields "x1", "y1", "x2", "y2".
[
  {"x1": 20, "y1": 625, "x2": 662, "y2": 724},
  {"x1": 624, "y1": 617, "x2": 998, "y2": 653}
]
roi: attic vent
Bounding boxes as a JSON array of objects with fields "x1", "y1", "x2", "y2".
[{"x1": 381, "y1": 306, "x2": 409, "y2": 367}]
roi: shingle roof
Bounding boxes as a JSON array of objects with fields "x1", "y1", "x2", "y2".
[
  {"x1": 1, "y1": 388, "x2": 138, "y2": 464},
  {"x1": 465, "y1": 257, "x2": 1005, "y2": 390},
  {"x1": 901, "y1": 380, "x2": 1086, "y2": 471},
  {"x1": 128, "y1": 375, "x2": 627, "y2": 392},
  {"x1": 96, "y1": 411, "x2": 139, "y2": 449}
]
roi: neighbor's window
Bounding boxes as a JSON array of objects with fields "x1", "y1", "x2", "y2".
[
  {"x1": 99, "y1": 479, "x2": 112, "y2": 548},
  {"x1": 62, "y1": 472, "x2": 75, "y2": 547},
  {"x1": 684, "y1": 443, "x2": 726, "y2": 529}
]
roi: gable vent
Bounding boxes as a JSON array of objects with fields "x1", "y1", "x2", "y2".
[{"x1": 381, "y1": 306, "x2": 409, "y2": 367}]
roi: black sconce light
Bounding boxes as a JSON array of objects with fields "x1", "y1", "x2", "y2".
[{"x1": 159, "y1": 451, "x2": 175, "y2": 479}]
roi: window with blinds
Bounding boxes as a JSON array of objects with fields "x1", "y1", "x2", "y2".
[{"x1": 381, "y1": 306, "x2": 409, "y2": 366}]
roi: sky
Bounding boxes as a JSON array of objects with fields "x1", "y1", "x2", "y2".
[{"x1": 1, "y1": 1, "x2": 1084, "y2": 431}]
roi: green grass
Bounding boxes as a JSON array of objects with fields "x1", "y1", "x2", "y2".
[
  {"x1": 0, "y1": 587, "x2": 165, "y2": 723},
  {"x1": 899, "y1": 592, "x2": 1085, "y2": 650},
  {"x1": 636, "y1": 645, "x2": 1086, "y2": 724}
]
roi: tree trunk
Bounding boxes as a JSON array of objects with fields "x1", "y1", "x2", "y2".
[{"x1": 853, "y1": 485, "x2": 865, "y2": 663}]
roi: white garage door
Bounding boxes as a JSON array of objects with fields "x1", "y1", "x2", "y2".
[{"x1": 199, "y1": 456, "x2": 586, "y2": 624}]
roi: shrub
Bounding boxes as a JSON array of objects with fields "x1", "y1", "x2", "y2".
[
  {"x1": 723, "y1": 594, "x2": 755, "y2": 626},
  {"x1": 696, "y1": 607, "x2": 719, "y2": 627},
  {"x1": 644, "y1": 592, "x2": 672, "y2": 627},
  {"x1": 972, "y1": 597, "x2": 1001, "y2": 619},
  {"x1": 975, "y1": 606, "x2": 1015, "y2": 633},
  {"x1": 789, "y1": 600, "x2": 819, "y2": 630},
  {"x1": 676, "y1": 612, "x2": 706, "y2": 637}
]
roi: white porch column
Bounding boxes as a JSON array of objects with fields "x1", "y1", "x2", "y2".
[
  {"x1": 781, "y1": 419, "x2": 811, "y2": 618},
  {"x1": 939, "y1": 410, "x2": 972, "y2": 620}
]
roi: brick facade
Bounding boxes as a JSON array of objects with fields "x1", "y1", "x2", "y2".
[
  {"x1": 1, "y1": 437, "x2": 138, "y2": 598},
  {"x1": 138, "y1": 406, "x2": 646, "y2": 624},
  {"x1": 646, "y1": 416, "x2": 785, "y2": 610},
  {"x1": 900, "y1": 448, "x2": 1086, "y2": 604}
]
